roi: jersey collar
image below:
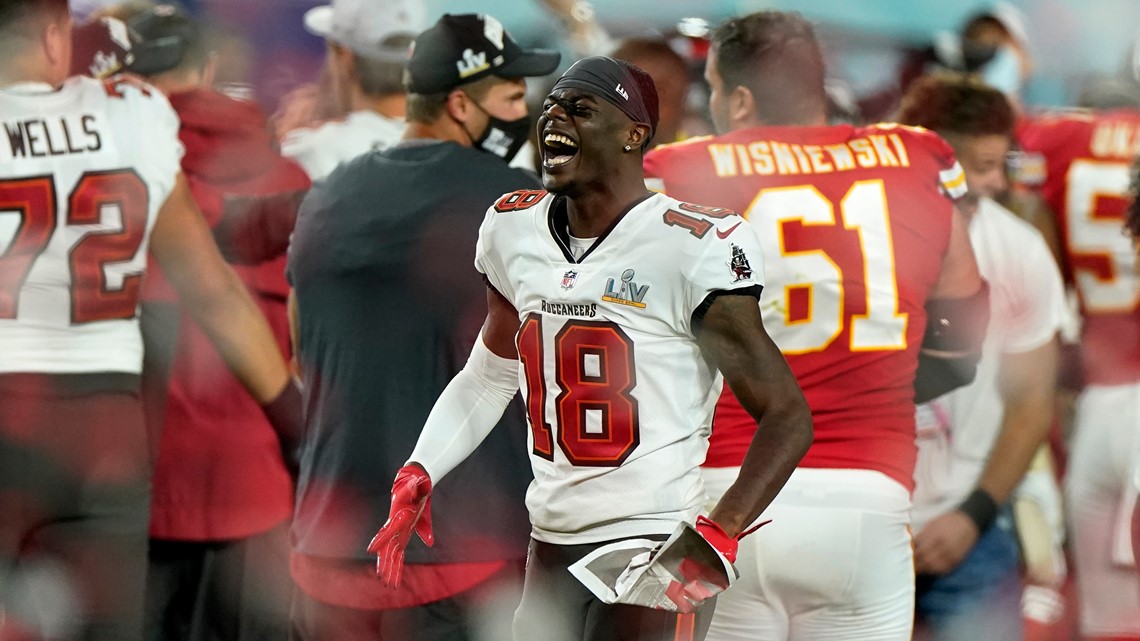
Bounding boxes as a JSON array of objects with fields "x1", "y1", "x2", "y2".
[
  {"x1": 547, "y1": 192, "x2": 656, "y2": 264},
  {"x1": 1, "y1": 82, "x2": 58, "y2": 94}
]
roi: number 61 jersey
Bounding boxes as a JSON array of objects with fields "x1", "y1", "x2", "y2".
[
  {"x1": 476, "y1": 190, "x2": 766, "y2": 545},
  {"x1": 645, "y1": 123, "x2": 966, "y2": 492},
  {"x1": 0, "y1": 76, "x2": 182, "y2": 375}
]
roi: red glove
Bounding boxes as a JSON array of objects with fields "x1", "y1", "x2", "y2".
[
  {"x1": 367, "y1": 465, "x2": 434, "y2": 587},
  {"x1": 695, "y1": 515, "x2": 767, "y2": 564}
]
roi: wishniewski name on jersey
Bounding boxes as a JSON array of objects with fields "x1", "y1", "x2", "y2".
[{"x1": 701, "y1": 131, "x2": 916, "y2": 178}]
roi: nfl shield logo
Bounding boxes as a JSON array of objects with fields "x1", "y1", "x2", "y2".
[{"x1": 561, "y1": 270, "x2": 579, "y2": 290}]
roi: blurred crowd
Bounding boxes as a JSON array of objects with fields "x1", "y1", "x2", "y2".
[{"x1": 2, "y1": 0, "x2": 1140, "y2": 640}]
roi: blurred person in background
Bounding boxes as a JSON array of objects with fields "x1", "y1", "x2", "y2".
[
  {"x1": 1016, "y1": 69, "x2": 1140, "y2": 641},
  {"x1": 644, "y1": 11, "x2": 989, "y2": 641},
  {"x1": 955, "y1": 2, "x2": 1033, "y2": 110},
  {"x1": 896, "y1": 73, "x2": 1066, "y2": 641},
  {"x1": 100, "y1": 4, "x2": 310, "y2": 641},
  {"x1": 609, "y1": 37, "x2": 690, "y2": 147},
  {"x1": 0, "y1": 1, "x2": 301, "y2": 639},
  {"x1": 286, "y1": 14, "x2": 558, "y2": 641},
  {"x1": 1130, "y1": 158, "x2": 1140, "y2": 594},
  {"x1": 857, "y1": 2, "x2": 1033, "y2": 122},
  {"x1": 278, "y1": 0, "x2": 423, "y2": 181}
]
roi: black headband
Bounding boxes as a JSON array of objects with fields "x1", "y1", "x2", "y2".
[{"x1": 551, "y1": 56, "x2": 656, "y2": 147}]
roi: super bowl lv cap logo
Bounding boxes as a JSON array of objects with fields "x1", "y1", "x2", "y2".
[{"x1": 456, "y1": 15, "x2": 507, "y2": 79}]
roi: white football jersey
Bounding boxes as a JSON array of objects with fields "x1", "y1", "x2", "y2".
[
  {"x1": 0, "y1": 76, "x2": 182, "y2": 374},
  {"x1": 280, "y1": 110, "x2": 404, "y2": 181},
  {"x1": 476, "y1": 189, "x2": 766, "y2": 544}
]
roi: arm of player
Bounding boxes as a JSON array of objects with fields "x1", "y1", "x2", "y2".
[
  {"x1": 150, "y1": 174, "x2": 302, "y2": 460},
  {"x1": 287, "y1": 289, "x2": 301, "y2": 382},
  {"x1": 697, "y1": 294, "x2": 813, "y2": 539},
  {"x1": 914, "y1": 206, "x2": 990, "y2": 403},
  {"x1": 914, "y1": 338, "x2": 1059, "y2": 574},
  {"x1": 368, "y1": 285, "x2": 522, "y2": 587}
]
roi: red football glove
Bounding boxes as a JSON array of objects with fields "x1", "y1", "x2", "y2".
[
  {"x1": 694, "y1": 515, "x2": 767, "y2": 564},
  {"x1": 367, "y1": 465, "x2": 434, "y2": 587}
]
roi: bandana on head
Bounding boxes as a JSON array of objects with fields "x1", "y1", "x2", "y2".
[{"x1": 551, "y1": 56, "x2": 657, "y2": 147}]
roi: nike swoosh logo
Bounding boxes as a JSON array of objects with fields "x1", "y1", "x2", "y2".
[{"x1": 716, "y1": 222, "x2": 742, "y2": 239}]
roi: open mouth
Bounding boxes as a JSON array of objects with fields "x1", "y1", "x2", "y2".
[{"x1": 542, "y1": 132, "x2": 579, "y2": 168}]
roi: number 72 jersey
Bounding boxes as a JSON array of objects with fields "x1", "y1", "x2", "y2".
[
  {"x1": 0, "y1": 76, "x2": 182, "y2": 374},
  {"x1": 475, "y1": 190, "x2": 766, "y2": 545},
  {"x1": 644, "y1": 123, "x2": 966, "y2": 491}
]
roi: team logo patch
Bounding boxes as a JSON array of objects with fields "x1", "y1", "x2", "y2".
[
  {"x1": 728, "y1": 244, "x2": 752, "y2": 282},
  {"x1": 601, "y1": 269, "x2": 649, "y2": 308},
  {"x1": 561, "y1": 269, "x2": 579, "y2": 290}
]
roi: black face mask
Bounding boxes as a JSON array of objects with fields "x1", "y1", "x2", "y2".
[{"x1": 465, "y1": 96, "x2": 530, "y2": 163}]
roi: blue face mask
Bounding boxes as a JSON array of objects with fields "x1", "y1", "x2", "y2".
[{"x1": 981, "y1": 45, "x2": 1023, "y2": 99}]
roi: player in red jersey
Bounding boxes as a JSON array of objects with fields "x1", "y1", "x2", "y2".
[
  {"x1": 1130, "y1": 168, "x2": 1140, "y2": 595},
  {"x1": 1018, "y1": 108, "x2": 1140, "y2": 640},
  {"x1": 643, "y1": 12, "x2": 988, "y2": 641}
]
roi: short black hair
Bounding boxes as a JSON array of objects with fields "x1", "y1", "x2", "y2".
[
  {"x1": 896, "y1": 72, "x2": 1015, "y2": 139},
  {"x1": 711, "y1": 11, "x2": 827, "y2": 125}
]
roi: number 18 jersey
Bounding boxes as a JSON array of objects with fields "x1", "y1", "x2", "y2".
[
  {"x1": 644, "y1": 124, "x2": 966, "y2": 490},
  {"x1": 475, "y1": 190, "x2": 766, "y2": 544},
  {"x1": 0, "y1": 76, "x2": 182, "y2": 375}
]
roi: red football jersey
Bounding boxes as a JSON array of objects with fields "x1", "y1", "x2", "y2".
[
  {"x1": 644, "y1": 124, "x2": 966, "y2": 489},
  {"x1": 1017, "y1": 110, "x2": 1140, "y2": 385}
]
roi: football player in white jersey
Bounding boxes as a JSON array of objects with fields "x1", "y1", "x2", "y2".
[
  {"x1": 368, "y1": 56, "x2": 813, "y2": 641},
  {"x1": 0, "y1": 1, "x2": 299, "y2": 639}
]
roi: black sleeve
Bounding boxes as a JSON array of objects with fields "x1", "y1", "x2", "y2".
[
  {"x1": 690, "y1": 285, "x2": 764, "y2": 336},
  {"x1": 913, "y1": 350, "x2": 982, "y2": 404}
]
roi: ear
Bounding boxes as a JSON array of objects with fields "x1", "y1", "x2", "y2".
[
  {"x1": 626, "y1": 123, "x2": 650, "y2": 150},
  {"x1": 728, "y1": 85, "x2": 756, "y2": 129},
  {"x1": 445, "y1": 89, "x2": 474, "y2": 124},
  {"x1": 43, "y1": 13, "x2": 72, "y2": 72}
]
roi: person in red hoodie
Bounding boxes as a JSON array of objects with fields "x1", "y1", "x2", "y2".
[{"x1": 89, "y1": 5, "x2": 310, "y2": 640}]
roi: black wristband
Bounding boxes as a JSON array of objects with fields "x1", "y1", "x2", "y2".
[{"x1": 958, "y1": 489, "x2": 998, "y2": 533}]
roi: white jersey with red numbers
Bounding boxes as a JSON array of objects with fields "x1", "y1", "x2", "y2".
[
  {"x1": 645, "y1": 124, "x2": 966, "y2": 491},
  {"x1": 0, "y1": 76, "x2": 182, "y2": 374},
  {"x1": 1018, "y1": 109, "x2": 1140, "y2": 385},
  {"x1": 475, "y1": 189, "x2": 766, "y2": 545}
]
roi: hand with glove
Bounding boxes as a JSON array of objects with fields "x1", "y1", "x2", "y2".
[
  {"x1": 368, "y1": 464, "x2": 434, "y2": 587},
  {"x1": 665, "y1": 516, "x2": 767, "y2": 612}
]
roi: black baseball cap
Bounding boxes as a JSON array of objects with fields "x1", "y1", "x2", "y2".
[
  {"x1": 127, "y1": 4, "x2": 201, "y2": 76},
  {"x1": 405, "y1": 13, "x2": 560, "y2": 94}
]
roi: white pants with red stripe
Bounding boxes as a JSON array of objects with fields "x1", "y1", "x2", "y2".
[{"x1": 701, "y1": 467, "x2": 914, "y2": 641}]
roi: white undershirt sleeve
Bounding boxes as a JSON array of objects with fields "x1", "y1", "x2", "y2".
[{"x1": 407, "y1": 333, "x2": 520, "y2": 484}]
